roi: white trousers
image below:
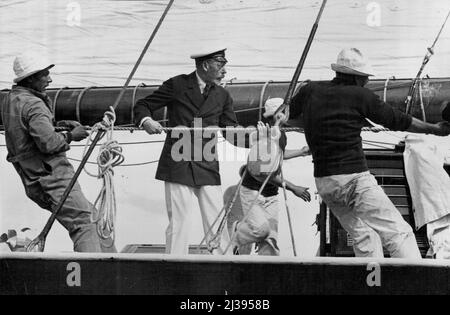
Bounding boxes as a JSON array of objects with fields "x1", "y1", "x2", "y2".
[
  {"x1": 164, "y1": 182, "x2": 231, "y2": 255},
  {"x1": 316, "y1": 171, "x2": 421, "y2": 259},
  {"x1": 235, "y1": 186, "x2": 280, "y2": 256}
]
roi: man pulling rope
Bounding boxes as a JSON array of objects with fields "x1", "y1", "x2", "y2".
[{"x1": 1, "y1": 53, "x2": 116, "y2": 253}]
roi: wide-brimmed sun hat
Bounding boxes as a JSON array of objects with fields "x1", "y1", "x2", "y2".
[
  {"x1": 263, "y1": 97, "x2": 284, "y2": 118},
  {"x1": 331, "y1": 48, "x2": 374, "y2": 77},
  {"x1": 13, "y1": 52, "x2": 54, "y2": 83}
]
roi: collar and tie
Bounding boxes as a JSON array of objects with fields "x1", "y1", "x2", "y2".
[{"x1": 203, "y1": 83, "x2": 213, "y2": 99}]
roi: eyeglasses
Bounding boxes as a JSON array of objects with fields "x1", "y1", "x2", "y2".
[{"x1": 209, "y1": 56, "x2": 228, "y2": 68}]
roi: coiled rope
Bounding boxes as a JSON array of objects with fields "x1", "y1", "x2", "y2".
[{"x1": 82, "y1": 107, "x2": 124, "y2": 242}]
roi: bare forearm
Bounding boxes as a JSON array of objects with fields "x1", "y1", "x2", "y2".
[
  {"x1": 284, "y1": 146, "x2": 310, "y2": 160},
  {"x1": 407, "y1": 118, "x2": 443, "y2": 135},
  {"x1": 284, "y1": 149, "x2": 302, "y2": 160},
  {"x1": 270, "y1": 175, "x2": 293, "y2": 191}
]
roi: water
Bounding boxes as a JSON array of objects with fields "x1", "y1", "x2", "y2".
[{"x1": 1, "y1": 0, "x2": 449, "y2": 255}]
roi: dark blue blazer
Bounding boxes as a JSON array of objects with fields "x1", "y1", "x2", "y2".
[{"x1": 134, "y1": 71, "x2": 238, "y2": 187}]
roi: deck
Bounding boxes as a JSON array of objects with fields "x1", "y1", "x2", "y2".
[{"x1": 1, "y1": 252, "x2": 449, "y2": 295}]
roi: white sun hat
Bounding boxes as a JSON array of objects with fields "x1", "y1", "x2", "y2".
[
  {"x1": 13, "y1": 52, "x2": 54, "y2": 83},
  {"x1": 331, "y1": 48, "x2": 374, "y2": 77},
  {"x1": 263, "y1": 97, "x2": 284, "y2": 118}
]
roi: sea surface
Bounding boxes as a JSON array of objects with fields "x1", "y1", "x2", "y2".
[{"x1": 1, "y1": 0, "x2": 449, "y2": 255}]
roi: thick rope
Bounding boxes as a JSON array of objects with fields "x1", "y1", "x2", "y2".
[
  {"x1": 75, "y1": 86, "x2": 95, "y2": 122},
  {"x1": 131, "y1": 83, "x2": 146, "y2": 125},
  {"x1": 68, "y1": 156, "x2": 158, "y2": 167},
  {"x1": 52, "y1": 124, "x2": 394, "y2": 133},
  {"x1": 81, "y1": 107, "x2": 124, "y2": 242},
  {"x1": 51, "y1": 86, "x2": 69, "y2": 121},
  {"x1": 361, "y1": 126, "x2": 391, "y2": 132},
  {"x1": 258, "y1": 81, "x2": 273, "y2": 121},
  {"x1": 383, "y1": 76, "x2": 395, "y2": 103},
  {"x1": 362, "y1": 120, "x2": 404, "y2": 140},
  {"x1": 419, "y1": 79, "x2": 427, "y2": 122}
]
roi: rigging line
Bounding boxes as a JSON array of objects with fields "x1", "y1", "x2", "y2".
[
  {"x1": 48, "y1": 125, "x2": 304, "y2": 132},
  {"x1": 66, "y1": 157, "x2": 159, "y2": 167},
  {"x1": 362, "y1": 129, "x2": 404, "y2": 140},
  {"x1": 362, "y1": 142, "x2": 393, "y2": 149},
  {"x1": 68, "y1": 140, "x2": 166, "y2": 147},
  {"x1": 362, "y1": 138, "x2": 397, "y2": 145},
  {"x1": 199, "y1": 168, "x2": 249, "y2": 253},
  {"x1": 405, "y1": 8, "x2": 450, "y2": 115},
  {"x1": 1, "y1": 124, "x2": 402, "y2": 135},
  {"x1": 431, "y1": 9, "x2": 450, "y2": 49},
  {"x1": 362, "y1": 139, "x2": 397, "y2": 147},
  {"x1": 279, "y1": 152, "x2": 297, "y2": 257}
]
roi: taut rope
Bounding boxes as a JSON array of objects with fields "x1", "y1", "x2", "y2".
[{"x1": 279, "y1": 153, "x2": 297, "y2": 256}]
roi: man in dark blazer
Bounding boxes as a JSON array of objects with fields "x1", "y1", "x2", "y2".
[{"x1": 134, "y1": 47, "x2": 240, "y2": 255}]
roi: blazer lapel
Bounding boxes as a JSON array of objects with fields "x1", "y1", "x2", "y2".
[{"x1": 184, "y1": 71, "x2": 204, "y2": 110}]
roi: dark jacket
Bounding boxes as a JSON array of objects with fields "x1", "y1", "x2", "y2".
[
  {"x1": 134, "y1": 71, "x2": 238, "y2": 187},
  {"x1": 291, "y1": 78, "x2": 412, "y2": 177},
  {"x1": 0, "y1": 86, "x2": 77, "y2": 209}
]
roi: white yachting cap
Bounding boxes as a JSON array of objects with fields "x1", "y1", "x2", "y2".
[
  {"x1": 13, "y1": 52, "x2": 54, "y2": 83},
  {"x1": 331, "y1": 48, "x2": 374, "y2": 77},
  {"x1": 190, "y1": 47, "x2": 227, "y2": 60}
]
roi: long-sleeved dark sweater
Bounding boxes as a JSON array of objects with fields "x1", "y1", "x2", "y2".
[{"x1": 291, "y1": 78, "x2": 412, "y2": 177}]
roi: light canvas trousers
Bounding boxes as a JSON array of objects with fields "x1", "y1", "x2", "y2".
[
  {"x1": 234, "y1": 186, "x2": 280, "y2": 256},
  {"x1": 315, "y1": 171, "x2": 421, "y2": 259},
  {"x1": 165, "y1": 182, "x2": 231, "y2": 255},
  {"x1": 14, "y1": 160, "x2": 116, "y2": 253}
]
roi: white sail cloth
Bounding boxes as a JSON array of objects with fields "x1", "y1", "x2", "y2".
[{"x1": 404, "y1": 134, "x2": 450, "y2": 259}]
